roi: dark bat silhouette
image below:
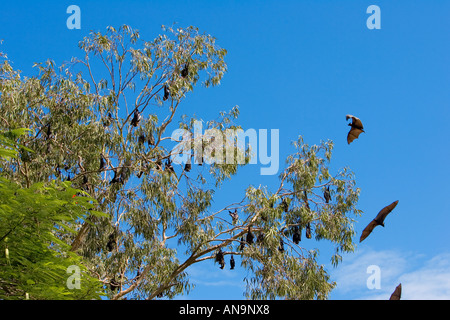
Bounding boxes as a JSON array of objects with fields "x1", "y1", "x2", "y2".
[
  {"x1": 239, "y1": 236, "x2": 245, "y2": 251},
  {"x1": 324, "y1": 186, "x2": 331, "y2": 203},
  {"x1": 163, "y1": 85, "x2": 170, "y2": 101},
  {"x1": 100, "y1": 155, "x2": 106, "y2": 171},
  {"x1": 246, "y1": 226, "x2": 254, "y2": 244},
  {"x1": 360, "y1": 200, "x2": 399, "y2": 242},
  {"x1": 181, "y1": 63, "x2": 189, "y2": 78},
  {"x1": 278, "y1": 238, "x2": 285, "y2": 252},
  {"x1": 131, "y1": 109, "x2": 141, "y2": 127},
  {"x1": 230, "y1": 255, "x2": 235, "y2": 270},
  {"x1": 215, "y1": 249, "x2": 225, "y2": 269},
  {"x1": 305, "y1": 222, "x2": 312, "y2": 239},
  {"x1": 281, "y1": 198, "x2": 289, "y2": 212},
  {"x1": 292, "y1": 226, "x2": 301, "y2": 244},
  {"x1": 165, "y1": 159, "x2": 174, "y2": 173},
  {"x1": 110, "y1": 278, "x2": 119, "y2": 291},
  {"x1": 389, "y1": 283, "x2": 402, "y2": 300},
  {"x1": 138, "y1": 134, "x2": 146, "y2": 145},
  {"x1": 110, "y1": 168, "x2": 124, "y2": 185},
  {"x1": 184, "y1": 162, "x2": 191, "y2": 172},
  {"x1": 346, "y1": 114, "x2": 364, "y2": 144},
  {"x1": 103, "y1": 112, "x2": 113, "y2": 127},
  {"x1": 229, "y1": 209, "x2": 238, "y2": 224},
  {"x1": 106, "y1": 232, "x2": 116, "y2": 252}
]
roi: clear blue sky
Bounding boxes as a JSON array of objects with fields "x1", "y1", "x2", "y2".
[{"x1": 1, "y1": 0, "x2": 449, "y2": 300}]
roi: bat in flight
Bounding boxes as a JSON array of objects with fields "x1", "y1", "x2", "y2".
[
  {"x1": 346, "y1": 114, "x2": 364, "y2": 144},
  {"x1": 360, "y1": 200, "x2": 399, "y2": 242},
  {"x1": 389, "y1": 283, "x2": 402, "y2": 300}
]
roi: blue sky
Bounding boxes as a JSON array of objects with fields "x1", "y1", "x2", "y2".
[{"x1": 1, "y1": 1, "x2": 449, "y2": 299}]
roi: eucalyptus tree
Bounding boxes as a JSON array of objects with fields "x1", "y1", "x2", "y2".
[{"x1": 0, "y1": 25, "x2": 362, "y2": 300}]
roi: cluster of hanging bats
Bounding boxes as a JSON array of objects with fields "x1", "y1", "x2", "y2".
[
  {"x1": 39, "y1": 63, "x2": 402, "y2": 299},
  {"x1": 213, "y1": 115, "x2": 402, "y2": 300}
]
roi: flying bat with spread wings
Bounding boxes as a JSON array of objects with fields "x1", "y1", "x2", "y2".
[
  {"x1": 360, "y1": 200, "x2": 399, "y2": 242},
  {"x1": 346, "y1": 115, "x2": 364, "y2": 144},
  {"x1": 389, "y1": 283, "x2": 402, "y2": 300}
]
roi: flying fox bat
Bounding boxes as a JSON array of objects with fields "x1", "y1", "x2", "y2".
[
  {"x1": 278, "y1": 238, "x2": 285, "y2": 252},
  {"x1": 163, "y1": 85, "x2": 170, "y2": 101},
  {"x1": 305, "y1": 222, "x2": 312, "y2": 239},
  {"x1": 131, "y1": 109, "x2": 141, "y2": 127},
  {"x1": 215, "y1": 249, "x2": 225, "y2": 269},
  {"x1": 181, "y1": 63, "x2": 189, "y2": 78},
  {"x1": 389, "y1": 283, "x2": 402, "y2": 300},
  {"x1": 360, "y1": 200, "x2": 399, "y2": 242},
  {"x1": 99, "y1": 155, "x2": 106, "y2": 171},
  {"x1": 246, "y1": 226, "x2": 254, "y2": 244},
  {"x1": 324, "y1": 186, "x2": 331, "y2": 203},
  {"x1": 229, "y1": 209, "x2": 238, "y2": 224},
  {"x1": 230, "y1": 255, "x2": 235, "y2": 270},
  {"x1": 292, "y1": 226, "x2": 301, "y2": 244},
  {"x1": 346, "y1": 114, "x2": 364, "y2": 144}
]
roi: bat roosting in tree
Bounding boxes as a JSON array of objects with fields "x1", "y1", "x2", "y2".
[
  {"x1": 230, "y1": 255, "x2": 235, "y2": 270},
  {"x1": 181, "y1": 62, "x2": 189, "y2": 78},
  {"x1": 389, "y1": 283, "x2": 402, "y2": 300},
  {"x1": 346, "y1": 114, "x2": 364, "y2": 144},
  {"x1": 229, "y1": 209, "x2": 238, "y2": 224},
  {"x1": 131, "y1": 109, "x2": 141, "y2": 127},
  {"x1": 246, "y1": 226, "x2": 254, "y2": 245},
  {"x1": 360, "y1": 200, "x2": 399, "y2": 242},
  {"x1": 292, "y1": 226, "x2": 301, "y2": 244},
  {"x1": 163, "y1": 85, "x2": 170, "y2": 101},
  {"x1": 324, "y1": 186, "x2": 331, "y2": 203},
  {"x1": 215, "y1": 249, "x2": 225, "y2": 269}
]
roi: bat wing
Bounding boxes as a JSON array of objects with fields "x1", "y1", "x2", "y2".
[
  {"x1": 375, "y1": 200, "x2": 399, "y2": 224},
  {"x1": 359, "y1": 219, "x2": 378, "y2": 242},
  {"x1": 347, "y1": 127, "x2": 364, "y2": 144},
  {"x1": 389, "y1": 283, "x2": 402, "y2": 300},
  {"x1": 346, "y1": 114, "x2": 364, "y2": 129}
]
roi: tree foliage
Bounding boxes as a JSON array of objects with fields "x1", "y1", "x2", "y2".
[
  {"x1": 0, "y1": 25, "x2": 362, "y2": 300},
  {"x1": 0, "y1": 130, "x2": 103, "y2": 299}
]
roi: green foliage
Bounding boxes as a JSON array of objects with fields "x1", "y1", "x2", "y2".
[{"x1": 0, "y1": 131, "x2": 103, "y2": 299}]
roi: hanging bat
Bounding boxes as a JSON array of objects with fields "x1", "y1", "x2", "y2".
[
  {"x1": 110, "y1": 168, "x2": 123, "y2": 185},
  {"x1": 181, "y1": 63, "x2": 189, "y2": 78},
  {"x1": 165, "y1": 159, "x2": 174, "y2": 173},
  {"x1": 230, "y1": 255, "x2": 235, "y2": 270},
  {"x1": 229, "y1": 209, "x2": 238, "y2": 224},
  {"x1": 138, "y1": 134, "x2": 146, "y2": 145},
  {"x1": 215, "y1": 249, "x2": 225, "y2": 269},
  {"x1": 100, "y1": 155, "x2": 106, "y2": 171},
  {"x1": 346, "y1": 114, "x2": 364, "y2": 144},
  {"x1": 324, "y1": 186, "x2": 331, "y2": 203},
  {"x1": 163, "y1": 85, "x2": 170, "y2": 101},
  {"x1": 239, "y1": 236, "x2": 245, "y2": 251},
  {"x1": 103, "y1": 112, "x2": 113, "y2": 127},
  {"x1": 106, "y1": 232, "x2": 116, "y2": 252},
  {"x1": 360, "y1": 200, "x2": 399, "y2": 242},
  {"x1": 278, "y1": 238, "x2": 285, "y2": 252},
  {"x1": 110, "y1": 278, "x2": 119, "y2": 291},
  {"x1": 184, "y1": 163, "x2": 191, "y2": 172},
  {"x1": 246, "y1": 226, "x2": 254, "y2": 245},
  {"x1": 131, "y1": 109, "x2": 141, "y2": 127},
  {"x1": 292, "y1": 226, "x2": 301, "y2": 244},
  {"x1": 306, "y1": 222, "x2": 312, "y2": 239},
  {"x1": 281, "y1": 198, "x2": 289, "y2": 212},
  {"x1": 389, "y1": 283, "x2": 402, "y2": 300}
]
